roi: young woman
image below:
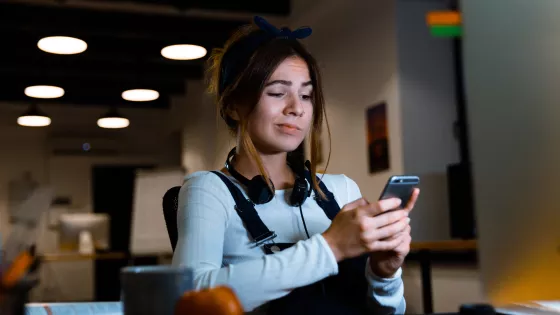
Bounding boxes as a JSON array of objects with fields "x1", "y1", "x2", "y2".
[{"x1": 172, "y1": 17, "x2": 419, "y2": 314}]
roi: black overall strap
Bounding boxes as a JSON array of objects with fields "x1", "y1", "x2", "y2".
[
  {"x1": 210, "y1": 170, "x2": 341, "y2": 245},
  {"x1": 210, "y1": 171, "x2": 276, "y2": 245},
  {"x1": 303, "y1": 170, "x2": 341, "y2": 220}
]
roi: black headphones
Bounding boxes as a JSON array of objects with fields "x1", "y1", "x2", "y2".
[{"x1": 224, "y1": 147, "x2": 311, "y2": 206}]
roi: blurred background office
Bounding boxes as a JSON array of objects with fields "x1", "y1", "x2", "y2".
[{"x1": 0, "y1": 0, "x2": 558, "y2": 314}]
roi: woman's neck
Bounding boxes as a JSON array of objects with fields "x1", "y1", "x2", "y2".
[{"x1": 231, "y1": 149, "x2": 295, "y2": 190}]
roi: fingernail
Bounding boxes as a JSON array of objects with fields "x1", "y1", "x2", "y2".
[{"x1": 406, "y1": 218, "x2": 411, "y2": 224}]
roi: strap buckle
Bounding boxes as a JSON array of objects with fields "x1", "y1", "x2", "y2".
[{"x1": 253, "y1": 231, "x2": 277, "y2": 246}]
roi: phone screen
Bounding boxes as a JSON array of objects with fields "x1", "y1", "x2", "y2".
[{"x1": 378, "y1": 176, "x2": 419, "y2": 208}]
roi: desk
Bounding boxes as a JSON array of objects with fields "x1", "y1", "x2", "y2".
[
  {"x1": 40, "y1": 252, "x2": 127, "y2": 262},
  {"x1": 411, "y1": 240, "x2": 477, "y2": 251},
  {"x1": 409, "y1": 240, "x2": 478, "y2": 314}
]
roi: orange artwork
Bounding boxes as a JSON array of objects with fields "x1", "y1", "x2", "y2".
[{"x1": 366, "y1": 102, "x2": 390, "y2": 173}]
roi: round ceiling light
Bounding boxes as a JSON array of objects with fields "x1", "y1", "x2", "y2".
[
  {"x1": 17, "y1": 105, "x2": 51, "y2": 127},
  {"x1": 161, "y1": 44, "x2": 207, "y2": 60},
  {"x1": 38, "y1": 36, "x2": 88, "y2": 55},
  {"x1": 97, "y1": 109, "x2": 129, "y2": 129},
  {"x1": 24, "y1": 85, "x2": 65, "y2": 99},
  {"x1": 121, "y1": 89, "x2": 159, "y2": 102}
]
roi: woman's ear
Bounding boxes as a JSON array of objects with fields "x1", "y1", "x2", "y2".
[{"x1": 227, "y1": 107, "x2": 240, "y2": 121}]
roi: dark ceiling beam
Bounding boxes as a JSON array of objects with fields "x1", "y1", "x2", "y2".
[
  {"x1": 0, "y1": 50, "x2": 203, "y2": 83},
  {"x1": 1, "y1": 69, "x2": 187, "y2": 110},
  {"x1": 2, "y1": 72, "x2": 187, "y2": 94},
  {"x1": 4, "y1": 0, "x2": 291, "y2": 18},
  {"x1": 1, "y1": 82, "x2": 173, "y2": 109},
  {"x1": 0, "y1": 2, "x2": 248, "y2": 43},
  {"x1": 94, "y1": 0, "x2": 291, "y2": 15},
  {"x1": 0, "y1": 29, "x2": 214, "y2": 68}
]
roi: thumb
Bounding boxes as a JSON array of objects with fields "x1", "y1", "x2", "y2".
[{"x1": 342, "y1": 197, "x2": 369, "y2": 212}]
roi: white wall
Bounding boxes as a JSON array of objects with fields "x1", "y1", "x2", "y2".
[
  {"x1": 396, "y1": 0, "x2": 460, "y2": 241},
  {"x1": 180, "y1": 80, "x2": 252, "y2": 174},
  {"x1": 0, "y1": 126, "x2": 49, "y2": 240},
  {"x1": 181, "y1": 80, "x2": 232, "y2": 173}
]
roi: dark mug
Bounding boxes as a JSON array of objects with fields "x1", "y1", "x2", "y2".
[{"x1": 121, "y1": 265, "x2": 193, "y2": 315}]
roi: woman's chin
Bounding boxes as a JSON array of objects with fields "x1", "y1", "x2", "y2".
[{"x1": 259, "y1": 141, "x2": 303, "y2": 154}]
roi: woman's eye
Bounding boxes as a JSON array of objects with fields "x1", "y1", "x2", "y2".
[
  {"x1": 301, "y1": 95, "x2": 312, "y2": 101},
  {"x1": 267, "y1": 93, "x2": 284, "y2": 97}
]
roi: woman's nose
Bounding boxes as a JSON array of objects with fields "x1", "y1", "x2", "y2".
[{"x1": 285, "y1": 95, "x2": 304, "y2": 116}]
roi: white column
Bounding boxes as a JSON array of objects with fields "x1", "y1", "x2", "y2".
[{"x1": 180, "y1": 80, "x2": 216, "y2": 173}]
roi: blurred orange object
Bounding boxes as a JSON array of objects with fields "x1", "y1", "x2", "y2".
[
  {"x1": 175, "y1": 286, "x2": 243, "y2": 315},
  {"x1": 426, "y1": 11, "x2": 461, "y2": 25},
  {"x1": 1, "y1": 251, "x2": 33, "y2": 289}
]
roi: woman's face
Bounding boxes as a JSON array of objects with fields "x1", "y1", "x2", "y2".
[{"x1": 245, "y1": 56, "x2": 314, "y2": 154}]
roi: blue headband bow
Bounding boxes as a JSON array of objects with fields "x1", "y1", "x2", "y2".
[
  {"x1": 253, "y1": 16, "x2": 312, "y2": 40},
  {"x1": 218, "y1": 16, "x2": 313, "y2": 97}
]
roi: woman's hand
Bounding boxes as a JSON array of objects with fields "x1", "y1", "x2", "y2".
[
  {"x1": 369, "y1": 188, "x2": 420, "y2": 278},
  {"x1": 321, "y1": 197, "x2": 410, "y2": 262}
]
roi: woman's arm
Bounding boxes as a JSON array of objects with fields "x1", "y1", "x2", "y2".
[
  {"x1": 342, "y1": 175, "x2": 406, "y2": 314},
  {"x1": 171, "y1": 172, "x2": 339, "y2": 312}
]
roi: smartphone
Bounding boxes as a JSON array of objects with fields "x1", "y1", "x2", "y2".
[{"x1": 378, "y1": 175, "x2": 420, "y2": 209}]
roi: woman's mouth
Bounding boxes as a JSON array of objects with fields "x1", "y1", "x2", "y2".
[{"x1": 276, "y1": 124, "x2": 301, "y2": 135}]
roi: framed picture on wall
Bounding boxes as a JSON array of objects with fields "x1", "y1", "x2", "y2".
[{"x1": 366, "y1": 102, "x2": 390, "y2": 173}]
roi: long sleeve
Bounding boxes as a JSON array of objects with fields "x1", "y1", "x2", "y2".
[
  {"x1": 365, "y1": 260, "x2": 406, "y2": 314},
  {"x1": 171, "y1": 172, "x2": 339, "y2": 312},
  {"x1": 343, "y1": 175, "x2": 406, "y2": 314}
]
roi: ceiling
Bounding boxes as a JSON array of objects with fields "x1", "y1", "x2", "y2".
[{"x1": 0, "y1": 0, "x2": 291, "y2": 110}]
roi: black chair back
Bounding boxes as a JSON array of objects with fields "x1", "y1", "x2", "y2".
[{"x1": 162, "y1": 186, "x2": 181, "y2": 251}]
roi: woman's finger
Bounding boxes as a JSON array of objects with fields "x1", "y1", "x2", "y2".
[
  {"x1": 404, "y1": 188, "x2": 420, "y2": 211},
  {"x1": 379, "y1": 223, "x2": 410, "y2": 242},
  {"x1": 358, "y1": 198, "x2": 401, "y2": 217},
  {"x1": 341, "y1": 197, "x2": 369, "y2": 212},
  {"x1": 370, "y1": 209, "x2": 409, "y2": 229},
  {"x1": 365, "y1": 235, "x2": 403, "y2": 252},
  {"x1": 361, "y1": 217, "x2": 410, "y2": 243},
  {"x1": 357, "y1": 209, "x2": 407, "y2": 232}
]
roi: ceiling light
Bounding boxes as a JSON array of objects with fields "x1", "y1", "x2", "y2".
[
  {"x1": 38, "y1": 36, "x2": 88, "y2": 55},
  {"x1": 97, "y1": 109, "x2": 129, "y2": 129},
  {"x1": 24, "y1": 85, "x2": 65, "y2": 99},
  {"x1": 17, "y1": 104, "x2": 51, "y2": 127},
  {"x1": 121, "y1": 89, "x2": 159, "y2": 102},
  {"x1": 161, "y1": 44, "x2": 207, "y2": 60}
]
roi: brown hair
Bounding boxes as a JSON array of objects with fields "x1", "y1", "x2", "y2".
[{"x1": 206, "y1": 24, "x2": 331, "y2": 199}]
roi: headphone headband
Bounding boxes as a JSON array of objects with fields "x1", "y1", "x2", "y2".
[
  {"x1": 223, "y1": 147, "x2": 310, "y2": 206},
  {"x1": 224, "y1": 148, "x2": 249, "y2": 186}
]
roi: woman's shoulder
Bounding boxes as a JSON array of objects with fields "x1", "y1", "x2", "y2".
[
  {"x1": 178, "y1": 170, "x2": 236, "y2": 219},
  {"x1": 316, "y1": 173, "x2": 362, "y2": 204},
  {"x1": 182, "y1": 170, "x2": 223, "y2": 186},
  {"x1": 180, "y1": 170, "x2": 234, "y2": 200},
  {"x1": 316, "y1": 172, "x2": 358, "y2": 189}
]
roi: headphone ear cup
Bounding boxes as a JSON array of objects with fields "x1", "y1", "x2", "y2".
[
  {"x1": 290, "y1": 177, "x2": 309, "y2": 207},
  {"x1": 247, "y1": 175, "x2": 274, "y2": 204}
]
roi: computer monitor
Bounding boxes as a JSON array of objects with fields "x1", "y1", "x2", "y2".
[
  {"x1": 463, "y1": 0, "x2": 560, "y2": 311},
  {"x1": 58, "y1": 213, "x2": 110, "y2": 252}
]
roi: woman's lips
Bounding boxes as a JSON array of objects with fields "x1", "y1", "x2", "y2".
[{"x1": 276, "y1": 123, "x2": 301, "y2": 135}]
